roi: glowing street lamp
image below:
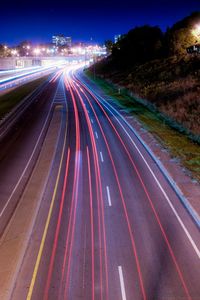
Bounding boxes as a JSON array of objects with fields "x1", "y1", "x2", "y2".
[
  {"x1": 11, "y1": 49, "x2": 18, "y2": 56},
  {"x1": 33, "y1": 48, "x2": 41, "y2": 55},
  {"x1": 192, "y1": 24, "x2": 200, "y2": 42}
]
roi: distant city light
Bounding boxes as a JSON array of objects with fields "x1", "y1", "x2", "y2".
[
  {"x1": 0, "y1": 39, "x2": 107, "y2": 60},
  {"x1": 192, "y1": 24, "x2": 200, "y2": 41},
  {"x1": 33, "y1": 48, "x2": 41, "y2": 55},
  {"x1": 70, "y1": 45, "x2": 106, "y2": 56},
  {"x1": 11, "y1": 49, "x2": 18, "y2": 56}
]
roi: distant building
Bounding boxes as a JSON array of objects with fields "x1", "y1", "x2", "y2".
[
  {"x1": 52, "y1": 35, "x2": 72, "y2": 47},
  {"x1": 65, "y1": 37, "x2": 72, "y2": 47},
  {"x1": 114, "y1": 34, "x2": 121, "y2": 44}
]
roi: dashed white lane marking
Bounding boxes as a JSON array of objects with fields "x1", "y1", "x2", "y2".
[
  {"x1": 77, "y1": 75, "x2": 200, "y2": 258},
  {"x1": 106, "y1": 186, "x2": 112, "y2": 207},
  {"x1": 109, "y1": 107, "x2": 200, "y2": 259},
  {"x1": 100, "y1": 151, "x2": 104, "y2": 163},
  {"x1": 95, "y1": 131, "x2": 99, "y2": 139},
  {"x1": 91, "y1": 91, "x2": 200, "y2": 259},
  {"x1": 82, "y1": 224, "x2": 87, "y2": 289},
  {"x1": 118, "y1": 266, "x2": 127, "y2": 300},
  {"x1": 91, "y1": 118, "x2": 93, "y2": 124}
]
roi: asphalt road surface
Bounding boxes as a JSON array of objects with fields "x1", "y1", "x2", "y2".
[{"x1": 1, "y1": 66, "x2": 200, "y2": 300}]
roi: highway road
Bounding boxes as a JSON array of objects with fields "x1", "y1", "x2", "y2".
[
  {"x1": 0, "y1": 71, "x2": 60, "y2": 236},
  {"x1": 0, "y1": 66, "x2": 199, "y2": 300},
  {"x1": 0, "y1": 67, "x2": 41, "y2": 80},
  {"x1": 0, "y1": 65, "x2": 62, "y2": 92}
]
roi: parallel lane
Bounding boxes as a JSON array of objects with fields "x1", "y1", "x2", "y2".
[
  {"x1": 72, "y1": 70, "x2": 200, "y2": 299},
  {"x1": 9, "y1": 67, "x2": 200, "y2": 300}
]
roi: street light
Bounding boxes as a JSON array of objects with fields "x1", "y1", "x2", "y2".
[
  {"x1": 33, "y1": 48, "x2": 41, "y2": 56},
  {"x1": 11, "y1": 49, "x2": 18, "y2": 56},
  {"x1": 192, "y1": 24, "x2": 200, "y2": 42}
]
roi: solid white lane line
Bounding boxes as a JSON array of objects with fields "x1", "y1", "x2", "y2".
[
  {"x1": 83, "y1": 85, "x2": 200, "y2": 259},
  {"x1": 0, "y1": 92, "x2": 58, "y2": 218},
  {"x1": 104, "y1": 104, "x2": 200, "y2": 259},
  {"x1": 106, "y1": 186, "x2": 112, "y2": 206},
  {"x1": 95, "y1": 131, "x2": 99, "y2": 139},
  {"x1": 118, "y1": 266, "x2": 127, "y2": 300},
  {"x1": 100, "y1": 151, "x2": 104, "y2": 162}
]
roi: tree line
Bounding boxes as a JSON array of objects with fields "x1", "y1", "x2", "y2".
[{"x1": 105, "y1": 12, "x2": 200, "y2": 69}]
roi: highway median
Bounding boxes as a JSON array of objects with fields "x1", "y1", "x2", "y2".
[
  {"x1": 0, "y1": 75, "x2": 50, "y2": 121},
  {"x1": 0, "y1": 75, "x2": 51, "y2": 140},
  {"x1": 0, "y1": 104, "x2": 63, "y2": 300}
]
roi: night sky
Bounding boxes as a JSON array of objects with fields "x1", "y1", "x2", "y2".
[{"x1": 1, "y1": 0, "x2": 199, "y2": 45}]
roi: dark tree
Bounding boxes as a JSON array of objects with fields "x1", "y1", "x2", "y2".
[
  {"x1": 111, "y1": 25, "x2": 164, "y2": 68},
  {"x1": 165, "y1": 12, "x2": 200, "y2": 56},
  {"x1": 105, "y1": 40, "x2": 114, "y2": 54}
]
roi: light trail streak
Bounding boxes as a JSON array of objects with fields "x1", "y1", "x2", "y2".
[
  {"x1": 0, "y1": 66, "x2": 54, "y2": 84},
  {"x1": 72, "y1": 74, "x2": 148, "y2": 300},
  {"x1": 26, "y1": 94, "x2": 68, "y2": 300},
  {"x1": 74, "y1": 74, "x2": 192, "y2": 300},
  {"x1": 64, "y1": 73, "x2": 105, "y2": 299},
  {"x1": 59, "y1": 75, "x2": 81, "y2": 300},
  {"x1": 70, "y1": 77, "x2": 109, "y2": 300},
  {"x1": 87, "y1": 146, "x2": 95, "y2": 300}
]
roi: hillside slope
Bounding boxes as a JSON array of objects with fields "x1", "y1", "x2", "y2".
[{"x1": 92, "y1": 54, "x2": 200, "y2": 136}]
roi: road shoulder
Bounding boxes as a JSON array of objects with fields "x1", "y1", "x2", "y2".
[
  {"x1": 0, "y1": 104, "x2": 63, "y2": 300},
  {"x1": 82, "y1": 71, "x2": 200, "y2": 224}
]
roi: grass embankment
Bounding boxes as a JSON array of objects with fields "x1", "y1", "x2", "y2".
[
  {"x1": 93, "y1": 55, "x2": 200, "y2": 136},
  {"x1": 0, "y1": 75, "x2": 49, "y2": 120},
  {"x1": 86, "y1": 70, "x2": 200, "y2": 181}
]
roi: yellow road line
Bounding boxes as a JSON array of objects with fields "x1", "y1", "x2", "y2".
[{"x1": 26, "y1": 107, "x2": 67, "y2": 300}]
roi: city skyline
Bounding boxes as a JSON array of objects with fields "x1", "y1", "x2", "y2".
[{"x1": 1, "y1": 0, "x2": 199, "y2": 45}]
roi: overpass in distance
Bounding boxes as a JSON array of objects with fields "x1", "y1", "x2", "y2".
[{"x1": 0, "y1": 55, "x2": 94, "y2": 70}]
